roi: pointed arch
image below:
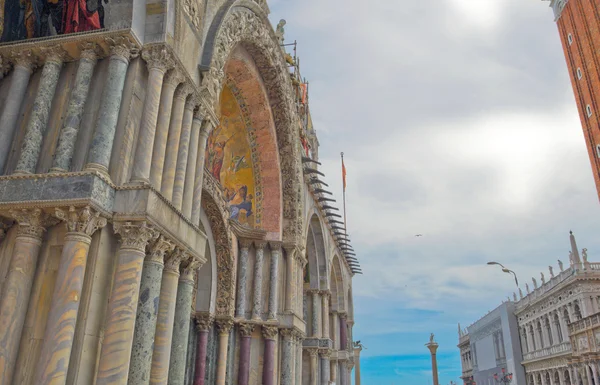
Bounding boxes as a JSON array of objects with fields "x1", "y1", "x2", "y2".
[
  {"x1": 329, "y1": 254, "x2": 346, "y2": 313},
  {"x1": 304, "y1": 214, "x2": 328, "y2": 289}
]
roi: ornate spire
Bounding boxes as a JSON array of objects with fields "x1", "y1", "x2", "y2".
[{"x1": 570, "y1": 230, "x2": 581, "y2": 265}]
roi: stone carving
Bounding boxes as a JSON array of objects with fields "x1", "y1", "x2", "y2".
[
  {"x1": 262, "y1": 325, "x2": 278, "y2": 340},
  {"x1": 164, "y1": 68, "x2": 186, "y2": 87},
  {"x1": 142, "y1": 46, "x2": 175, "y2": 71},
  {"x1": 0, "y1": 218, "x2": 13, "y2": 240},
  {"x1": 147, "y1": 235, "x2": 176, "y2": 264},
  {"x1": 78, "y1": 42, "x2": 102, "y2": 61},
  {"x1": 181, "y1": 255, "x2": 204, "y2": 281},
  {"x1": 280, "y1": 328, "x2": 295, "y2": 339},
  {"x1": 558, "y1": 259, "x2": 564, "y2": 271},
  {"x1": 519, "y1": 288, "x2": 524, "y2": 299},
  {"x1": 216, "y1": 319, "x2": 234, "y2": 335},
  {"x1": 9, "y1": 49, "x2": 37, "y2": 72},
  {"x1": 8, "y1": 208, "x2": 58, "y2": 238},
  {"x1": 113, "y1": 221, "x2": 159, "y2": 251},
  {"x1": 275, "y1": 19, "x2": 286, "y2": 45},
  {"x1": 106, "y1": 36, "x2": 139, "y2": 61},
  {"x1": 541, "y1": 272, "x2": 545, "y2": 285},
  {"x1": 429, "y1": 333, "x2": 435, "y2": 343},
  {"x1": 579, "y1": 336, "x2": 589, "y2": 350},
  {"x1": 582, "y1": 248, "x2": 588, "y2": 262},
  {"x1": 533, "y1": 277, "x2": 538, "y2": 289},
  {"x1": 239, "y1": 322, "x2": 255, "y2": 337},
  {"x1": 513, "y1": 292, "x2": 518, "y2": 301},
  {"x1": 549, "y1": 266, "x2": 554, "y2": 278},
  {"x1": 165, "y1": 249, "x2": 187, "y2": 272},
  {"x1": 183, "y1": 0, "x2": 201, "y2": 29},
  {"x1": 307, "y1": 348, "x2": 319, "y2": 357},
  {"x1": 569, "y1": 251, "x2": 574, "y2": 265},
  {"x1": 195, "y1": 313, "x2": 214, "y2": 332},
  {"x1": 55, "y1": 206, "x2": 107, "y2": 236}
]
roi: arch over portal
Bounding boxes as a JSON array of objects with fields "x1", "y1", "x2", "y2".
[
  {"x1": 199, "y1": 4, "x2": 304, "y2": 244},
  {"x1": 304, "y1": 213, "x2": 328, "y2": 289}
]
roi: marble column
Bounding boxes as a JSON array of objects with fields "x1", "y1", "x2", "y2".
[
  {"x1": 281, "y1": 329, "x2": 295, "y2": 385},
  {"x1": 262, "y1": 326, "x2": 278, "y2": 385},
  {"x1": 95, "y1": 222, "x2": 159, "y2": 385},
  {"x1": 194, "y1": 314, "x2": 213, "y2": 385},
  {"x1": 308, "y1": 348, "x2": 319, "y2": 385},
  {"x1": 182, "y1": 109, "x2": 202, "y2": 218},
  {"x1": 238, "y1": 323, "x2": 255, "y2": 385},
  {"x1": 190, "y1": 120, "x2": 213, "y2": 225},
  {"x1": 130, "y1": 47, "x2": 173, "y2": 184},
  {"x1": 85, "y1": 37, "x2": 136, "y2": 177},
  {"x1": 285, "y1": 246, "x2": 296, "y2": 313},
  {"x1": 354, "y1": 346, "x2": 363, "y2": 385},
  {"x1": 0, "y1": 51, "x2": 35, "y2": 173},
  {"x1": 252, "y1": 241, "x2": 267, "y2": 320},
  {"x1": 331, "y1": 311, "x2": 339, "y2": 349},
  {"x1": 161, "y1": 84, "x2": 192, "y2": 200},
  {"x1": 128, "y1": 236, "x2": 175, "y2": 385},
  {"x1": 339, "y1": 360, "x2": 347, "y2": 385},
  {"x1": 236, "y1": 239, "x2": 252, "y2": 318},
  {"x1": 340, "y1": 313, "x2": 348, "y2": 350},
  {"x1": 50, "y1": 45, "x2": 98, "y2": 173},
  {"x1": 312, "y1": 290, "x2": 321, "y2": 338},
  {"x1": 296, "y1": 335, "x2": 304, "y2": 385},
  {"x1": 34, "y1": 207, "x2": 106, "y2": 385},
  {"x1": 168, "y1": 257, "x2": 203, "y2": 385},
  {"x1": 268, "y1": 242, "x2": 281, "y2": 320},
  {"x1": 171, "y1": 96, "x2": 196, "y2": 210},
  {"x1": 149, "y1": 250, "x2": 186, "y2": 385},
  {"x1": 150, "y1": 69, "x2": 184, "y2": 189},
  {"x1": 215, "y1": 319, "x2": 234, "y2": 385},
  {"x1": 14, "y1": 48, "x2": 65, "y2": 174},
  {"x1": 320, "y1": 351, "x2": 332, "y2": 385},
  {"x1": 297, "y1": 256, "x2": 307, "y2": 315},
  {"x1": 0, "y1": 208, "x2": 56, "y2": 385},
  {"x1": 322, "y1": 291, "x2": 330, "y2": 340},
  {"x1": 331, "y1": 359, "x2": 338, "y2": 385}
]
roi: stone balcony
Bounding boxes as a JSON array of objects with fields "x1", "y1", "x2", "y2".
[
  {"x1": 569, "y1": 312, "x2": 600, "y2": 334},
  {"x1": 522, "y1": 341, "x2": 572, "y2": 362}
]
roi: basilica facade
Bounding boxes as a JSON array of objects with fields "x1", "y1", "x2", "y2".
[{"x1": 0, "y1": 1, "x2": 360, "y2": 385}]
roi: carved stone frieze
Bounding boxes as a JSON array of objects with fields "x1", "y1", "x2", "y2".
[
  {"x1": 55, "y1": 206, "x2": 107, "y2": 236},
  {"x1": 524, "y1": 356, "x2": 569, "y2": 371}
]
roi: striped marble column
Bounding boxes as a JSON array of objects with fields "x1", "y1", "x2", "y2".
[
  {"x1": 190, "y1": 120, "x2": 213, "y2": 225},
  {"x1": 0, "y1": 51, "x2": 35, "y2": 174},
  {"x1": 171, "y1": 96, "x2": 196, "y2": 210},
  {"x1": 14, "y1": 47, "x2": 66, "y2": 174},
  {"x1": 236, "y1": 239, "x2": 252, "y2": 318},
  {"x1": 237, "y1": 323, "x2": 255, "y2": 385},
  {"x1": 262, "y1": 326, "x2": 278, "y2": 385},
  {"x1": 95, "y1": 222, "x2": 159, "y2": 385},
  {"x1": 50, "y1": 44, "x2": 98, "y2": 173},
  {"x1": 130, "y1": 46, "x2": 173, "y2": 184},
  {"x1": 252, "y1": 241, "x2": 267, "y2": 320},
  {"x1": 150, "y1": 250, "x2": 186, "y2": 385},
  {"x1": 161, "y1": 84, "x2": 192, "y2": 200},
  {"x1": 267, "y1": 242, "x2": 281, "y2": 321},
  {"x1": 85, "y1": 37, "x2": 136, "y2": 177},
  {"x1": 0, "y1": 209, "x2": 56, "y2": 385},
  {"x1": 215, "y1": 319, "x2": 233, "y2": 385},
  {"x1": 128, "y1": 236, "x2": 175, "y2": 385},
  {"x1": 168, "y1": 257, "x2": 204, "y2": 385},
  {"x1": 182, "y1": 109, "x2": 202, "y2": 218},
  {"x1": 34, "y1": 207, "x2": 106, "y2": 385},
  {"x1": 193, "y1": 314, "x2": 214, "y2": 385},
  {"x1": 150, "y1": 69, "x2": 184, "y2": 189}
]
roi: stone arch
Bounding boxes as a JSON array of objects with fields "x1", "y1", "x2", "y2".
[
  {"x1": 199, "y1": 3, "x2": 303, "y2": 245},
  {"x1": 304, "y1": 213, "x2": 327, "y2": 289},
  {"x1": 330, "y1": 254, "x2": 346, "y2": 313},
  {"x1": 195, "y1": 208, "x2": 218, "y2": 313}
]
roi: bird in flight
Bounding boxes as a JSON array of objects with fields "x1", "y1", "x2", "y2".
[{"x1": 415, "y1": 234, "x2": 423, "y2": 237}]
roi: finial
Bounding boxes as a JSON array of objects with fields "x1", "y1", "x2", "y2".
[
  {"x1": 519, "y1": 288, "x2": 523, "y2": 299},
  {"x1": 513, "y1": 292, "x2": 517, "y2": 301},
  {"x1": 549, "y1": 265, "x2": 554, "y2": 278}
]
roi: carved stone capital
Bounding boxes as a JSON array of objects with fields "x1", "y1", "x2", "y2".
[
  {"x1": 185, "y1": 95, "x2": 200, "y2": 112},
  {"x1": 262, "y1": 325, "x2": 278, "y2": 340},
  {"x1": 216, "y1": 319, "x2": 234, "y2": 335},
  {"x1": 0, "y1": 218, "x2": 14, "y2": 241},
  {"x1": 164, "y1": 68, "x2": 185, "y2": 87},
  {"x1": 320, "y1": 349, "x2": 332, "y2": 358},
  {"x1": 10, "y1": 49, "x2": 37, "y2": 72},
  {"x1": 146, "y1": 235, "x2": 176, "y2": 264},
  {"x1": 114, "y1": 221, "x2": 159, "y2": 251},
  {"x1": 269, "y1": 241, "x2": 282, "y2": 253},
  {"x1": 9, "y1": 208, "x2": 58, "y2": 239},
  {"x1": 107, "y1": 36, "x2": 138, "y2": 61},
  {"x1": 195, "y1": 313, "x2": 215, "y2": 332},
  {"x1": 339, "y1": 312, "x2": 348, "y2": 321},
  {"x1": 142, "y1": 46, "x2": 174, "y2": 72},
  {"x1": 165, "y1": 249, "x2": 187, "y2": 273},
  {"x1": 175, "y1": 83, "x2": 194, "y2": 101},
  {"x1": 181, "y1": 256, "x2": 204, "y2": 281},
  {"x1": 254, "y1": 240, "x2": 268, "y2": 250},
  {"x1": 239, "y1": 322, "x2": 255, "y2": 337},
  {"x1": 55, "y1": 206, "x2": 107, "y2": 237},
  {"x1": 280, "y1": 328, "x2": 295, "y2": 340},
  {"x1": 320, "y1": 290, "x2": 331, "y2": 299},
  {"x1": 78, "y1": 42, "x2": 101, "y2": 62},
  {"x1": 307, "y1": 348, "x2": 319, "y2": 358},
  {"x1": 239, "y1": 238, "x2": 253, "y2": 250},
  {"x1": 42, "y1": 46, "x2": 69, "y2": 64}
]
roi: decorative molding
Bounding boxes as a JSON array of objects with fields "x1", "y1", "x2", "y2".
[
  {"x1": 142, "y1": 45, "x2": 175, "y2": 72},
  {"x1": 229, "y1": 219, "x2": 267, "y2": 240}
]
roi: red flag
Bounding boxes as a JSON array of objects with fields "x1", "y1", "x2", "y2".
[{"x1": 342, "y1": 158, "x2": 347, "y2": 190}]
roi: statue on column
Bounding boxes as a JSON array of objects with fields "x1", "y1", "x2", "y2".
[
  {"x1": 429, "y1": 333, "x2": 435, "y2": 343},
  {"x1": 558, "y1": 259, "x2": 564, "y2": 271},
  {"x1": 549, "y1": 265, "x2": 554, "y2": 278}
]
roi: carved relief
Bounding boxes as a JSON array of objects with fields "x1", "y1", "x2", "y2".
[{"x1": 8, "y1": 208, "x2": 59, "y2": 238}]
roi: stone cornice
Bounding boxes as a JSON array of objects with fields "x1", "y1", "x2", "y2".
[{"x1": 229, "y1": 219, "x2": 267, "y2": 240}]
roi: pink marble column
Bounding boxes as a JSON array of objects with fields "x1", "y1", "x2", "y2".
[
  {"x1": 262, "y1": 326, "x2": 278, "y2": 385},
  {"x1": 193, "y1": 314, "x2": 214, "y2": 385},
  {"x1": 238, "y1": 323, "x2": 255, "y2": 385},
  {"x1": 340, "y1": 313, "x2": 348, "y2": 350}
]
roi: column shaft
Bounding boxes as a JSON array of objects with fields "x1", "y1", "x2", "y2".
[
  {"x1": 51, "y1": 50, "x2": 97, "y2": 172},
  {"x1": 237, "y1": 324, "x2": 254, "y2": 385},
  {"x1": 262, "y1": 326, "x2": 278, "y2": 385},
  {"x1": 322, "y1": 293, "x2": 330, "y2": 339},
  {"x1": 355, "y1": 349, "x2": 362, "y2": 385},
  {"x1": 160, "y1": 87, "x2": 188, "y2": 200},
  {"x1": 85, "y1": 43, "x2": 132, "y2": 176},
  {"x1": 252, "y1": 242, "x2": 267, "y2": 320},
  {"x1": 150, "y1": 70, "x2": 183, "y2": 189},
  {"x1": 0, "y1": 209, "x2": 50, "y2": 385},
  {"x1": 339, "y1": 361, "x2": 346, "y2": 385},
  {"x1": 268, "y1": 243, "x2": 281, "y2": 320},
  {"x1": 281, "y1": 330, "x2": 294, "y2": 385},
  {"x1": 182, "y1": 115, "x2": 202, "y2": 218},
  {"x1": 193, "y1": 315, "x2": 212, "y2": 385},
  {"x1": 320, "y1": 355, "x2": 331, "y2": 385},
  {"x1": 312, "y1": 291, "x2": 321, "y2": 338},
  {"x1": 296, "y1": 339, "x2": 303, "y2": 385},
  {"x1": 15, "y1": 55, "x2": 63, "y2": 174},
  {"x1": 340, "y1": 315, "x2": 348, "y2": 350},
  {"x1": 95, "y1": 222, "x2": 158, "y2": 385},
  {"x1": 331, "y1": 360, "x2": 338, "y2": 384},
  {"x1": 309, "y1": 350, "x2": 318, "y2": 385},
  {"x1": 190, "y1": 125, "x2": 211, "y2": 224},
  {"x1": 0, "y1": 58, "x2": 34, "y2": 173},
  {"x1": 236, "y1": 241, "x2": 251, "y2": 318},
  {"x1": 171, "y1": 99, "x2": 195, "y2": 210},
  {"x1": 215, "y1": 321, "x2": 233, "y2": 385},
  {"x1": 285, "y1": 249, "x2": 295, "y2": 312}
]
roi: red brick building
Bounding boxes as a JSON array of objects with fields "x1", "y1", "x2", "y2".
[{"x1": 547, "y1": 0, "x2": 600, "y2": 200}]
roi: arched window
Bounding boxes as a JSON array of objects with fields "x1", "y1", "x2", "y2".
[{"x1": 554, "y1": 313, "x2": 563, "y2": 343}]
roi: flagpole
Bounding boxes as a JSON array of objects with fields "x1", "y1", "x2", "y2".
[{"x1": 341, "y1": 152, "x2": 347, "y2": 235}]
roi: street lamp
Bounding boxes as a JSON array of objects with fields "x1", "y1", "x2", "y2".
[
  {"x1": 487, "y1": 262, "x2": 519, "y2": 288},
  {"x1": 493, "y1": 368, "x2": 513, "y2": 384}
]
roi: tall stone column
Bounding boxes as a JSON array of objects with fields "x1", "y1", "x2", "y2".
[
  {"x1": 354, "y1": 345, "x2": 363, "y2": 385},
  {"x1": 168, "y1": 257, "x2": 204, "y2": 385},
  {"x1": 426, "y1": 339, "x2": 440, "y2": 385},
  {"x1": 308, "y1": 348, "x2": 319, "y2": 385},
  {"x1": 340, "y1": 313, "x2": 348, "y2": 350},
  {"x1": 236, "y1": 239, "x2": 252, "y2": 318},
  {"x1": 14, "y1": 47, "x2": 65, "y2": 174},
  {"x1": 85, "y1": 37, "x2": 136, "y2": 177},
  {"x1": 339, "y1": 360, "x2": 347, "y2": 385},
  {"x1": 331, "y1": 359, "x2": 338, "y2": 385},
  {"x1": 50, "y1": 44, "x2": 99, "y2": 173},
  {"x1": 268, "y1": 242, "x2": 281, "y2": 320},
  {"x1": 171, "y1": 96, "x2": 196, "y2": 210},
  {"x1": 215, "y1": 319, "x2": 233, "y2": 385},
  {"x1": 322, "y1": 291, "x2": 330, "y2": 340},
  {"x1": 238, "y1": 323, "x2": 255, "y2": 385},
  {"x1": 331, "y1": 311, "x2": 339, "y2": 349},
  {"x1": 296, "y1": 334, "x2": 304, "y2": 385},
  {"x1": 252, "y1": 241, "x2": 267, "y2": 320},
  {"x1": 312, "y1": 290, "x2": 321, "y2": 338},
  {"x1": 320, "y1": 350, "x2": 331, "y2": 385},
  {"x1": 0, "y1": 51, "x2": 35, "y2": 173},
  {"x1": 95, "y1": 222, "x2": 159, "y2": 385},
  {"x1": 191, "y1": 120, "x2": 213, "y2": 224},
  {"x1": 128, "y1": 236, "x2": 175, "y2": 385},
  {"x1": 130, "y1": 46, "x2": 173, "y2": 184},
  {"x1": 262, "y1": 326, "x2": 278, "y2": 385},
  {"x1": 285, "y1": 246, "x2": 296, "y2": 313},
  {"x1": 0, "y1": 208, "x2": 56, "y2": 385},
  {"x1": 281, "y1": 329, "x2": 295, "y2": 385},
  {"x1": 34, "y1": 207, "x2": 107, "y2": 385},
  {"x1": 161, "y1": 84, "x2": 192, "y2": 200},
  {"x1": 193, "y1": 314, "x2": 214, "y2": 385},
  {"x1": 182, "y1": 110, "x2": 202, "y2": 218},
  {"x1": 592, "y1": 364, "x2": 599, "y2": 385},
  {"x1": 149, "y1": 250, "x2": 186, "y2": 385}
]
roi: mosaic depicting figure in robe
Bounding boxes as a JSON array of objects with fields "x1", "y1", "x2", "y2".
[{"x1": 0, "y1": 0, "x2": 105, "y2": 42}]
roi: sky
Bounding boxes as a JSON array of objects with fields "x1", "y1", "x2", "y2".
[{"x1": 265, "y1": 1, "x2": 600, "y2": 384}]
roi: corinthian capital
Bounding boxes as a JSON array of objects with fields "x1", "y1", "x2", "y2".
[
  {"x1": 175, "y1": 83, "x2": 194, "y2": 101},
  {"x1": 216, "y1": 318, "x2": 234, "y2": 335},
  {"x1": 9, "y1": 49, "x2": 37, "y2": 72},
  {"x1": 181, "y1": 255, "x2": 204, "y2": 281},
  {"x1": 165, "y1": 248, "x2": 187, "y2": 272},
  {"x1": 9, "y1": 208, "x2": 59, "y2": 239},
  {"x1": 185, "y1": 94, "x2": 200, "y2": 111},
  {"x1": 239, "y1": 322, "x2": 255, "y2": 337},
  {"x1": 55, "y1": 206, "x2": 107, "y2": 236},
  {"x1": 142, "y1": 45, "x2": 174, "y2": 72},
  {"x1": 146, "y1": 235, "x2": 176, "y2": 264},
  {"x1": 114, "y1": 221, "x2": 159, "y2": 251},
  {"x1": 195, "y1": 313, "x2": 214, "y2": 332},
  {"x1": 261, "y1": 325, "x2": 278, "y2": 340},
  {"x1": 164, "y1": 68, "x2": 185, "y2": 87},
  {"x1": 42, "y1": 46, "x2": 70, "y2": 64},
  {"x1": 106, "y1": 36, "x2": 139, "y2": 61},
  {"x1": 78, "y1": 42, "x2": 102, "y2": 62},
  {"x1": 307, "y1": 348, "x2": 319, "y2": 358}
]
